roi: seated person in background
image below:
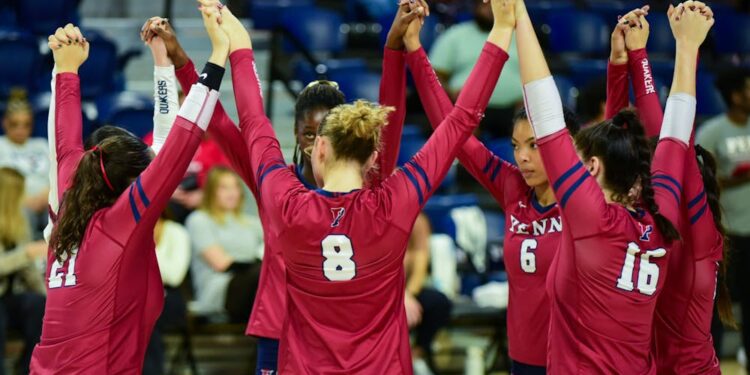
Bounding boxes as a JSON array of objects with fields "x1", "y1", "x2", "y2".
[
  {"x1": 405, "y1": 213, "x2": 452, "y2": 375},
  {"x1": 186, "y1": 166, "x2": 263, "y2": 323},
  {"x1": 0, "y1": 89, "x2": 50, "y2": 238},
  {"x1": 429, "y1": 0, "x2": 522, "y2": 138},
  {"x1": 0, "y1": 167, "x2": 47, "y2": 375},
  {"x1": 144, "y1": 210, "x2": 191, "y2": 375}
]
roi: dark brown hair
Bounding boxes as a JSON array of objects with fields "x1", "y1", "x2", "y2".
[
  {"x1": 50, "y1": 134, "x2": 151, "y2": 261},
  {"x1": 574, "y1": 109, "x2": 680, "y2": 242},
  {"x1": 694, "y1": 144, "x2": 736, "y2": 328}
]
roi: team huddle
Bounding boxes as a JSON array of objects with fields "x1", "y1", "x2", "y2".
[{"x1": 25, "y1": 0, "x2": 732, "y2": 373}]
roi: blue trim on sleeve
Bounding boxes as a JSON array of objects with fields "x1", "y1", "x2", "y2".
[
  {"x1": 128, "y1": 184, "x2": 141, "y2": 223},
  {"x1": 402, "y1": 166, "x2": 424, "y2": 206},
  {"x1": 690, "y1": 202, "x2": 708, "y2": 225},
  {"x1": 482, "y1": 156, "x2": 495, "y2": 174},
  {"x1": 135, "y1": 176, "x2": 150, "y2": 208},
  {"x1": 653, "y1": 182, "x2": 680, "y2": 205},
  {"x1": 258, "y1": 164, "x2": 286, "y2": 188},
  {"x1": 560, "y1": 171, "x2": 588, "y2": 208},
  {"x1": 652, "y1": 174, "x2": 682, "y2": 192},
  {"x1": 490, "y1": 159, "x2": 502, "y2": 183},
  {"x1": 553, "y1": 162, "x2": 583, "y2": 192},
  {"x1": 406, "y1": 160, "x2": 432, "y2": 193},
  {"x1": 688, "y1": 190, "x2": 705, "y2": 210}
]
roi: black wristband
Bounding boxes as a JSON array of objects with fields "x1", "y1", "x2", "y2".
[
  {"x1": 198, "y1": 62, "x2": 225, "y2": 91},
  {"x1": 227, "y1": 261, "x2": 252, "y2": 273}
]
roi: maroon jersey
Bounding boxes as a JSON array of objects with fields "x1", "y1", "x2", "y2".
[
  {"x1": 406, "y1": 46, "x2": 554, "y2": 366},
  {"x1": 525, "y1": 76, "x2": 688, "y2": 373},
  {"x1": 229, "y1": 43, "x2": 503, "y2": 373},
  {"x1": 174, "y1": 46, "x2": 407, "y2": 339},
  {"x1": 30, "y1": 74, "x2": 209, "y2": 373},
  {"x1": 606, "y1": 49, "x2": 722, "y2": 372}
]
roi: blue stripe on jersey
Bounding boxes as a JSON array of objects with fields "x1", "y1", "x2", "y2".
[
  {"x1": 258, "y1": 164, "x2": 286, "y2": 188},
  {"x1": 256, "y1": 162, "x2": 266, "y2": 182},
  {"x1": 490, "y1": 159, "x2": 502, "y2": 183},
  {"x1": 690, "y1": 201, "x2": 708, "y2": 225},
  {"x1": 483, "y1": 156, "x2": 495, "y2": 174},
  {"x1": 653, "y1": 182, "x2": 680, "y2": 205},
  {"x1": 553, "y1": 162, "x2": 583, "y2": 192},
  {"x1": 402, "y1": 166, "x2": 424, "y2": 206},
  {"x1": 407, "y1": 160, "x2": 432, "y2": 193},
  {"x1": 135, "y1": 176, "x2": 150, "y2": 208},
  {"x1": 688, "y1": 190, "x2": 705, "y2": 210},
  {"x1": 128, "y1": 184, "x2": 141, "y2": 223},
  {"x1": 560, "y1": 171, "x2": 588, "y2": 208},
  {"x1": 652, "y1": 174, "x2": 682, "y2": 192}
]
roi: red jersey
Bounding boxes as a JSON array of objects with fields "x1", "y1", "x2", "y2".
[
  {"x1": 229, "y1": 43, "x2": 503, "y2": 373},
  {"x1": 143, "y1": 131, "x2": 229, "y2": 188},
  {"x1": 174, "y1": 47, "x2": 408, "y2": 339},
  {"x1": 30, "y1": 74, "x2": 208, "y2": 373},
  {"x1": 525, "y1": 75, "x2": 688, "y2": 373},
  {"x1": 607, "y1": 48, "x2": 722, "y2": 372},
  {"x1": 406, "y1": 46, "x2": 554, "y2": 366}
]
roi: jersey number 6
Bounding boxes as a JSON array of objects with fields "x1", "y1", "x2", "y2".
[
  {"x1": 48, "y1": 252, "x2": 78, "y2": 289},
  {"x1": 520, "y1": 239, "x2": 537, "y2": 273},
  {"x1": 322, "y1": 235, "x2": 356, "y2": 281},
  {"x1": 616, "y1": 242, "x2": 666, "y2": 296}
]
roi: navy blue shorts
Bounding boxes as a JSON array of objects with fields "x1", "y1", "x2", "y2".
[
  {"x1": 255, "y1": 337, "x2": 279, "y2": 375},
  {"x1": 511, "y1": 360, "x2": 546, "y2": 375}
]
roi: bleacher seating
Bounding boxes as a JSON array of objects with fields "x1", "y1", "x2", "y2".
[
  {"x1": 14, "y1": 0, "x2": 79, "y2": 37},
  {"x1": 248, "y1": 0, "x2": 314, "y2": 30},
  {"x1": 0, "y1": 31, "x2": 39, "y2": 99},
  {"x1": 546, "y1": 10, "x2": 609, "y2": 56}
]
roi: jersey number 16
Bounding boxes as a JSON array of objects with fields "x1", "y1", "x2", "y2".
[{"x1": 616, "y1": 242, "x2": 666, "y2": 296}]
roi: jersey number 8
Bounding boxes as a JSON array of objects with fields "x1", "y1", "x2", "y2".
[
  {"x1": 616, "y1": 242, "x2": 666, "y2": 296},
  {"x1": 322, "y1": 235, "x2": 356, "y2": 281}
]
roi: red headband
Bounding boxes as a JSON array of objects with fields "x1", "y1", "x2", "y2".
[{"x1": 91, "y1": 146, "x2": 115, "y2": 191}]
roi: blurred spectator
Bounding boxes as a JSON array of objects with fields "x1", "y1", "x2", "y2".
[
  {"x1": 697, "y1": 66, "x2": 750, "y2": 371},
  {"x1": 576, "y1": 77, "x2": 607, "y2": 127},
  {"x1": 186, "y1": 167, "x2": 263, "y2": 323},
  {"x1": 143, "y1": 211, "x2": 191, "y2": 375},
  {"x1": 405, "y1": 213, "x2": 452, "y2": 375},
  {"x1": 143, "y1": 90, "x2": 231, "y2": 223},
  {"x1": 429, "y1": 0, "x2": 522, "y2": 138},
  {"x1": 0, "y1": 167, "x2": 46, "y2": 375},
  {"x1": 0, "y1": 89, "x2": 50, "y2": 238}
]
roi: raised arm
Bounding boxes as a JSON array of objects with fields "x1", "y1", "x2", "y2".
[
  {"x1": 389, "y1": 0, "x2": 516, "y2": 230},
  {"x1": 43, "y1": 67, "x2": 59, "y2": 243},
  {"x1": 650, "y1": 2, "x2": 713, "y2": 228},
  {"x1": 624, "y1": 11, "x2": 664, "y2": 137},
  {"x1": 605, "y1": 6, "x2": 651, "y2": 119},
  {"x1": 371, "y1": 1, "x2": 424, "y2": 184},
  {"x1": 404, "y1": 13, "x2": 525, "y2": 209},
  {"x1": 516, "y1": 0, "x2": 614, "y2": 239},
  {"x1": 101, "y1": 5, "x2": 228, "y2": 245},
  {"x1": 146, "y1": 34, "x2": 178, "y2": 155},
  {"x1": 48, "y1": 24, "x2": 88, "y2": 204},
  {"x1": 605, "y1": 20, "x2": 631, "y2": 118},
  {"x1": 147, "y1": 16, "x2": 258, "y2": 193}
]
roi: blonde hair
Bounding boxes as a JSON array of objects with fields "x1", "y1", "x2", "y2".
[
  {"x1": 319, "y1": 100, "x2": 393, "y2": 165},
  {"x1": 200, "y1": 166, "x2": 245, "y2": 224},
  {"x1": 4, "y1": 88, "x2": 32, "y2": 118},
  {"x1": 0, "y1": 168, "x2": 28, "y2": 247}
]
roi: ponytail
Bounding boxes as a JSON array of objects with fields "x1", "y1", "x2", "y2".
[
  {"x1": 575, "y1": 109, "x2": 680, "y2": 242},
  {"x1": 50, "y1": 134, "x2": 151, "y2": 262},
  {"x1": 695, "y1": 144, "x2": 737, "y2": 328}
]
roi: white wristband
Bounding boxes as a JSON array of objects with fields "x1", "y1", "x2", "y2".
[
  {"x1": 660, "y1": 93, "x2": 696, "y2": 144},
  {"x1": 523, "y1": 76, "x2": 566, "y2": 139},
  {"x1": 178, "y1": 83, "x2": 219, "y2": 131}
]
